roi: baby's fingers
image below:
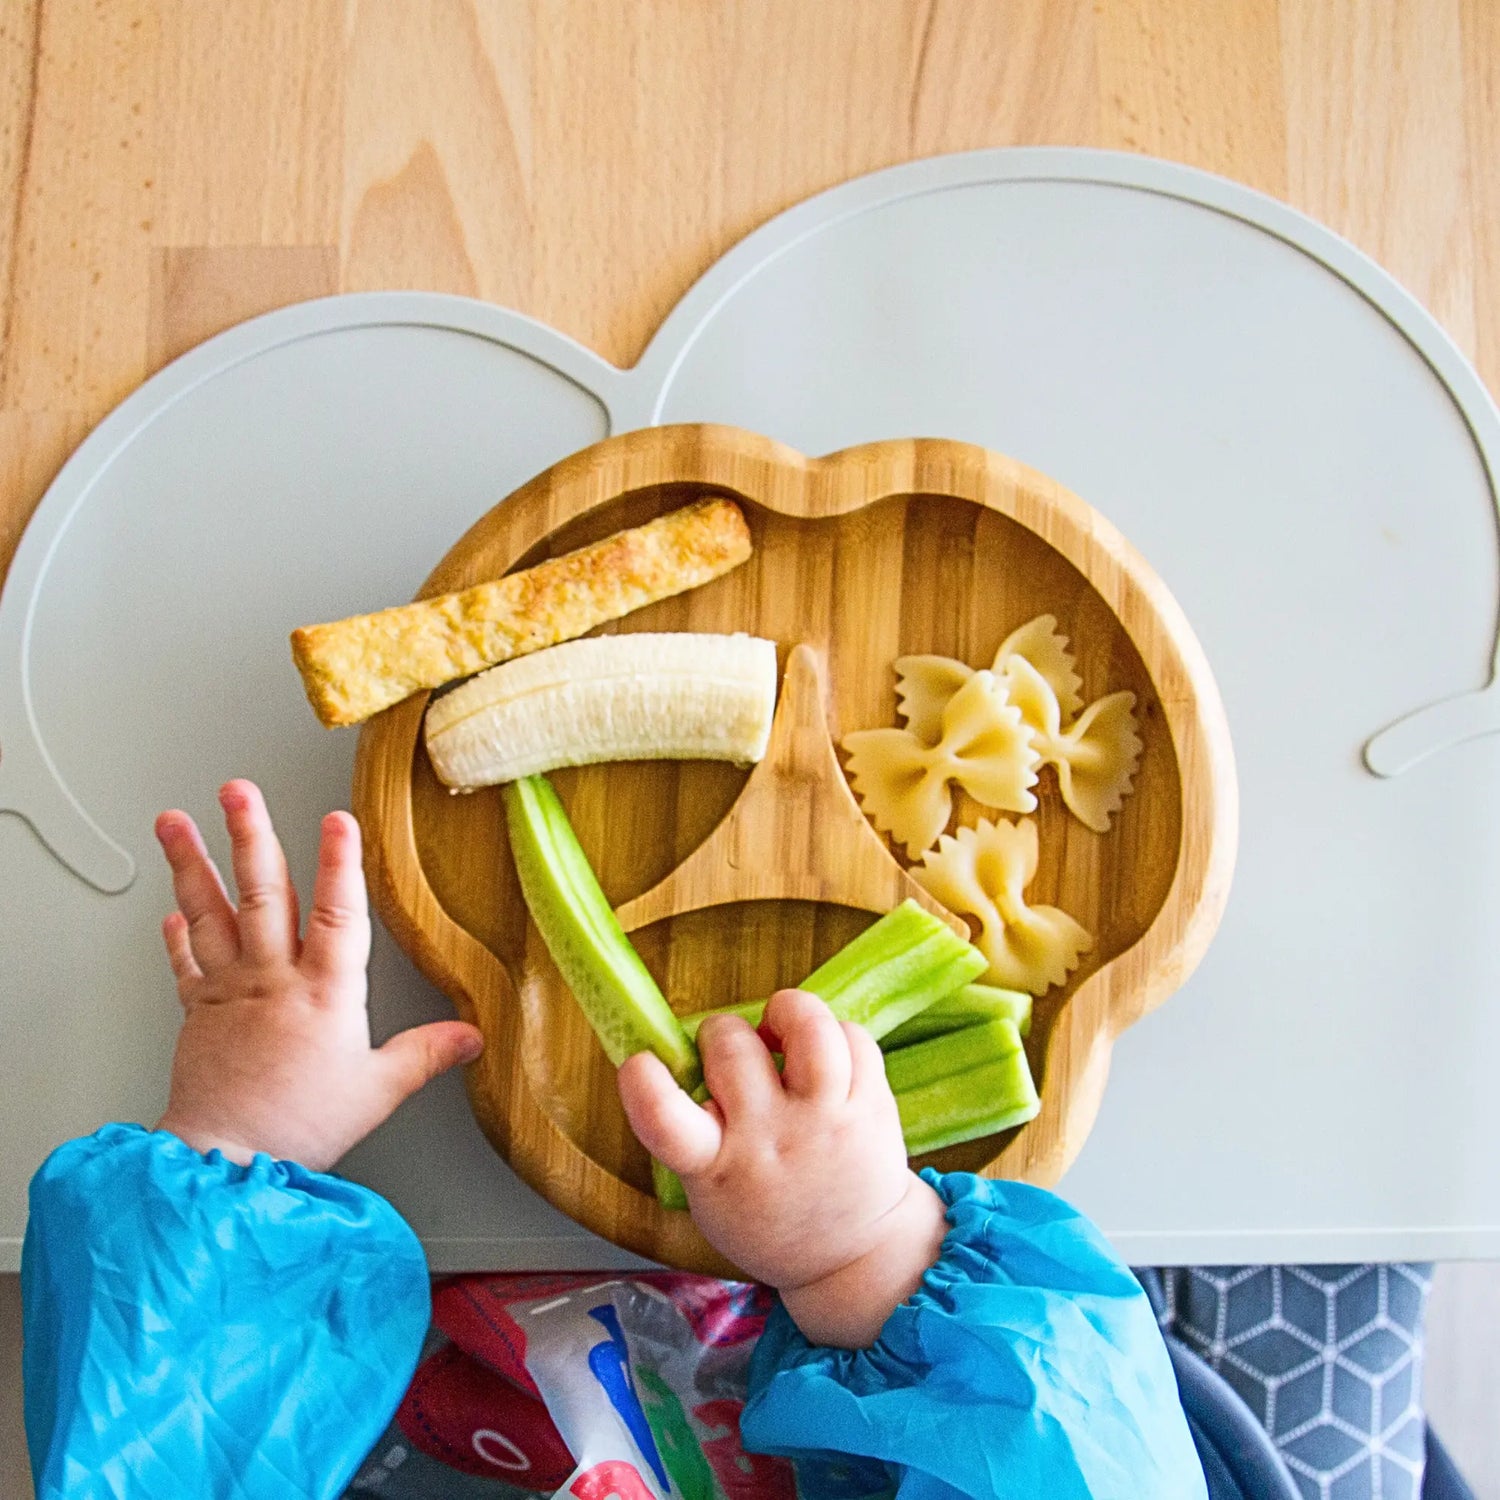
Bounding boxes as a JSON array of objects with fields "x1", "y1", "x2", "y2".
[
  {"x1": 220, "y1": 780, "x2": 296, "y2": 963},
  {"x1": 161, "y1": 911, "x2": 203, "y2": 994},
  {"x1": 376, "y1": 1020, "x2": 485, "y2": 1110},
  {"x1": 155, "y1": 810, "x2": 238, "y2": 972},
  {"x1": 761, "y1": 989, "x2": 851, "y2": 1103},
  {"x1": 698, "y1": 1014, "x2": 781, "y2": 1122},
  {"x1": 618, "y1": 1052, "x2": 722, "y2": 1177},
  {"x1": 301, "y1": 811, "x2": 372, "y2": 988},
  {"x1": 843, "y1": 1019, "x2": 890, "y2": 1102}
]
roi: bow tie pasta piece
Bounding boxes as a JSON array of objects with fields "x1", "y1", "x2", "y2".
[
  {"x1": 912, "y1": 817, "x2": 1093, "y2": 995},
  {"x1": 843, "y1": 670, "x2": 1040, "y2": 858},
  {"x1": 995, "y1": 613, "x2": 1085, "y2": 719},
  {"x1": 894, "y1": 614, "x2": 1084, "y2": 745},
  {"x1": 1049, "y1": 690, "x2": 1141, "y2": 833},
  {"x1": 894, "y1": 655, "x2": 975, "y2": 745},
  {"x1": 1002, "y1": 656, "x2": 1142, "y2": 833}
]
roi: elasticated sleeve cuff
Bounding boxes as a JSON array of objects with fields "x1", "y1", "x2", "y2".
[{"x1": 741, "y1": 1169, "x2": 1207, "y2": 1500}]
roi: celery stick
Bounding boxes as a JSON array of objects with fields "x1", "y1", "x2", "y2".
[
  {"x1": 679, "y1": 900, "x2": 985, "y2": 1042},
  {"x1": 880, "y1": 984, "x2": 1033, "y2": 1050},
  {"x1": 504, "y1": 775, "x2": 700, "y2": 1088},
  {"x1": 888, "y1": 1019, "x2": 1040, "y2": 1153}
]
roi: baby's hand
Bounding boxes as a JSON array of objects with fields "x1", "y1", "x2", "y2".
[
  {"x1": 618, "y1": 989, "x2": 947, "y2": 1348},
  {"x1": 153, "y1": 780, "x2": 483, "y2": 1172}
]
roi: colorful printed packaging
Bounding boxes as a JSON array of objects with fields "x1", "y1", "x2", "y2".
[{"x1": 343, "y1": 1272, "x2": 890, "y2": 1500}]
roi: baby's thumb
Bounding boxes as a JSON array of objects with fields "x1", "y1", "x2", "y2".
[
  {"x1": 377, "y1": 1020, "x2": 484, "y2": 1107},
  {"x1": 618, "y1": 1051, "x2": 721, "y2": 1177}
]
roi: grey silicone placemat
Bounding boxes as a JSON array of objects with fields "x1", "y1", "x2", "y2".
[{"x1": 3, "y1": 149, "x2": 1497, "y2": 1269}]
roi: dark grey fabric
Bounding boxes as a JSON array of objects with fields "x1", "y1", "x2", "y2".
[{"x1": 1152, "y1": 1267, "x2": 1434, "y2": 1500}]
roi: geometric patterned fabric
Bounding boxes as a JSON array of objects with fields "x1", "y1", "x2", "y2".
[{"x1": 1153, "y1": 1265, "x2": 1434, "y2": 1500}]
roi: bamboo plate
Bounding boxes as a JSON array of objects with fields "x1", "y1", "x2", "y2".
[{"x1": 354, "y1": 423, "x2": 1236, "y2": 1275}]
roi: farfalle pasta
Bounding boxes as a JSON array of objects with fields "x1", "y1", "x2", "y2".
[
  {"x1": 895, "y1": 614, "x2": 1083, "y2": 744},
  {"x1": 842, "y1": 671, "x2": 1040, "y2": 858},
  {"x1": 892, "y1": 614, "x2": 1139, "y2": 832},
  {"x1": 892, "y1": 655, "x2": 974, "y2": 747},
  {"x1": 998, "y1": 614, "x2": 1085, "y2": 720},
  {"x1": 1002, "y1": 657, "x2": 1142, "y2": 834},
  {"x1": 912, "y1": 816, "x2": 1093, "y2": 995}
]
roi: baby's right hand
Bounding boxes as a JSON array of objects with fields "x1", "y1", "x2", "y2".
[{"x1": 618, "y1": 989, "x2": 947, "y2": 1349}]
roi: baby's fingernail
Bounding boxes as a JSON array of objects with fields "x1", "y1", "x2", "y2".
[{"x1": 459, "y1": 1032, "x2": 484, "y2": 1063}]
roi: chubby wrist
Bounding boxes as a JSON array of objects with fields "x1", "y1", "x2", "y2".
[
  {"x1": 778, "y1": 1174, "x2": 948, "y2": 1349},
  {"x1": 154, "y1": 1112, "x2": 258, "y2": 1166}
]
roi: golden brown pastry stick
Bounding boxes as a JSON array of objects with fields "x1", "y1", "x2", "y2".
[{"x1": 291, "y1": 498, "x2": 753, "y2": 727}]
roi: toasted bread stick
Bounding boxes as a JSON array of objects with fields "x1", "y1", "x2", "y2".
[{"x1": 291, "y1": 497, "x2": 752, "y2": 727}]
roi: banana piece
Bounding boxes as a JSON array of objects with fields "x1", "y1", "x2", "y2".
[{"x1": 424, "y1": 632, "x2": 778, "y2": 790}]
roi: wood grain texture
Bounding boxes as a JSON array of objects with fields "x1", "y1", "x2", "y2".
[
  {"x1": 343, "y1": 0, "x2": 532, "y2": 302},
  {"x1": 352, "y1": 424, "x2": 1237, "y2": 1271},
  {"x1": 1460, "y1": 0, "x2": 1500, "y2": 402},
  {"x1": 612, "y1": 643, "x2": 967, "y2": 936},
  {"x1": 146, "y1": 246, "x2": 337, "y2": 375},
  {"x1": 0, "y1": 0, "x2": 1492, "y2": 431},
  {"x1": 154, "y1": 2, "x2": 342, "y2": 247},
  {"x1": 0, "y1": 3, "x2": 41, "y2": 383},
  {"x1": 910, "y1": 2, "x2": 1100, "y2": 151},
  {"x1": 0, "y1": 410, "x2": 88, "y2": 595},
  {"x1": 1, "y1": 0, "x2": 158, "y2": 413},
  {"x1": 1098, "y1": 0, "x2": 1288, "y2": 195},
  {"x1": 1281, "y1": 0, "x2": 1474, "y2": 351}
]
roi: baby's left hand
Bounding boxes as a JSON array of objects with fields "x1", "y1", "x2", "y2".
[{"x1": 153, "y1": 779, "x2": 483, "y2": 1171}]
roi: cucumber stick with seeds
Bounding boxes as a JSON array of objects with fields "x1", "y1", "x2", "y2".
[
  {"x1": 678, "y1": 900, "x2": 986, "y2": 1043},
  {"x1": 501, "y1": 779, "x2": 1032, "y2": 1207},
  {"x1": 503, "y1": 774, "x2": 700, "y2": 1090},
  {"x1": 890, "y1": 1018, "x2": 1041, "y2": 1155},
  {"x1": 798, "y1": 899, "x2": 987, "y2": 1034},
  {"x1": 879, "y1": 983, "x2": 1033, "y2": 1050},
  {"x1": 653, "y1": 1016, "x2": 1042, "y2": 1209}
]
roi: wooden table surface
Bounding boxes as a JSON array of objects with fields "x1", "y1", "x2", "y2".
[{"x1": 1, "y1": 0, "x2": 1498, "y2": 589}]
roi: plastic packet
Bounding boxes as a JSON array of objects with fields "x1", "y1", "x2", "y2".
[{"x1": 343, "y1": 1272, "x2": 890, "y2": 1500}]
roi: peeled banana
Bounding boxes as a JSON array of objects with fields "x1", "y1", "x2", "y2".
[{"x1": 424, "y1": 632, "x2": 779, "y2": 790}]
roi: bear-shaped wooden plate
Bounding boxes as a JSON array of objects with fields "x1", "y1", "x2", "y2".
[{"x1": 354, "y1": 424, "x2": 1236, "y2": 1275}]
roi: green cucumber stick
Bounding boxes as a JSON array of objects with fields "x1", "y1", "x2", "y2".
[
  {"x1": 679, "y1": 900, "x2": 985, "y2": 1042},
  {"x1": 880, "y1": 984, "x2": 1033, "y2": 1050},
  {"x1": 887, "y1": 1019, "x2": 1041, "y2": 1154},
  {"x1": 799, "y1": 900, "x2": 981, "y2": 1031},
  {"x1": 679, "y1": 997, "x2": 765, "y2": 1041},
  {"x1": 503, "y1": 775, "x2": 700, "y2": 1089},
  {"x1": 652, "y1": 1158, "x2": 689, "y2": 1212},
  {"x1": 898, "y1": 1052, "x2": 1041, "y2": 1154},
  {"x1": 658, "y1": 1019, "x2": 1039, "y2": 1206},
  {"x1": 883, "y1": 1015, "x2": 1024, "y2": 1091}
]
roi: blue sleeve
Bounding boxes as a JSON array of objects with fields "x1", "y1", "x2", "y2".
[
  {"x1": 22, "y1": 1123, "x2": 430, "y2": 1500},
  {"x1": 741, "y1": 1170, "x2": 1207, "y2": 1500}
]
